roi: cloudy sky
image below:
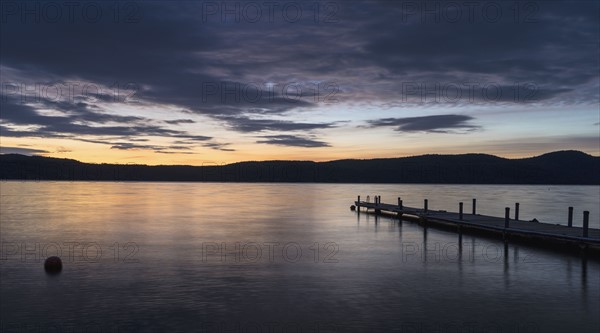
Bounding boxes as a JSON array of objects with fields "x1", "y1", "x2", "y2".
[{"x1": 1, "y1": 0, "x2": 598, "y2": 164}]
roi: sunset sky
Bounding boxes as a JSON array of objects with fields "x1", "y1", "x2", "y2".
[{"x1": 1, "y1": 0, "x2": 598, "y2": 165}]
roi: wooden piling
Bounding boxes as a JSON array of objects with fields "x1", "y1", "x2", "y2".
[
  {"x1": 505, "y1": 207, "x2": 510, "y2": 228},
  {"x1": 472, "y1": 198, "x2": 476, "y2": 215},
  {"x1": 515, "y1": 203, "x2": 520, "y2": 221},
  {"x1": 397, "y1": 198, "x2": 403, "y2": 219},
  {"x1": 459, "y1": 202, "x2": 463, "y2": 220},
  {"x1": 424, "y1": 199, "x2": 428, "y2": 213},
  {"x1": 583, "y1": 211, "x2": 589, "y2": 238},
  {"x1": 568, "y1": 207, "x2": 573, "y2": 227}
]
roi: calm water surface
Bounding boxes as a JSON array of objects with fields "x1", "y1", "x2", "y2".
[{"x1": 1, "y1": 182, "x2": 599, "y2": 332}]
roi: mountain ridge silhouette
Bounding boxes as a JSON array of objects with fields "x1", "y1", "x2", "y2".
[{"x1": 1, "y1": 150, "x2": 598, "y2": 184}]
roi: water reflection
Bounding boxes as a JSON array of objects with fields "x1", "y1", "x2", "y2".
[
  {"x1": 503, "y1": 242, "x2": 509, "y2": 289},
  {"x1": 582, "y1": 254, "x2": 588, "y2": 290},
  {"x1": 364, "y1": 206, "x2": 597, "y2": 315},
  {"x1": 458, "y1": 231, "x2": 463, "y2": 284},
  {"x1": 1, "y1": 182, "x2": 598, "y2": 333}
]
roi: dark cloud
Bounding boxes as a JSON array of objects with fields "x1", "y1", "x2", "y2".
[
  {"x1": 0, "y1": 97, "x2": 213, "y2": 141},
  {"x1": 0, "y1": 124, "x2": 67, "y2": 138},
  {"x1": 216, "y1": 115, "x2": 335, "y2": 133},
  {"x1": 0, "y1": 94, "x2": 224, "y2": 154},
  {"x1": 0, "y1": 147, "x2": 49, "y2": 155},
  {"x1": 75, "y1": 137, "x2": 211, "y2": 154},
  {"x1": 201, "y1": 142, "x2": 236, "y2": 152},
  {"x1": 0, "y1": 0, "x2": 598, "y2": 151},
  {"x1": 110, "y1": 143, "x2": 160, "y2": 151},
  {"x1": 0, "y1": 2, "x2": 321, "y2": 119},
  {"x1": 4, "y1": 0, "x2": 595, "y2": 116},
  {"x1": 165, "y1": 119, "x2": 195, "y2": 125},
  {"x1": 368, "y1": 115, "x2": 479, "y2": 133},
  {"x1": 110, "y1": 143, "x2": 193, "y2": 152},
  {"x1": 256, "y1": 135, "x2": 330, "y2": 148},
  {"x1": 171, "y1": 134, "x2": 212, "y2": 141},
  {"x1": 360, "y1": 2, "x2": 598, "y2": 86},
  {"x1": 155, "y1": 151, "x2": 196, "y2": 154}
]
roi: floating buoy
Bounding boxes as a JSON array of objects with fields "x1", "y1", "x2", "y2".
[
  {"x1": 44, "y1": 256, "x2": 62, "y2": 274},
  {"x1": 350, "y1": 205, "x2": 356, "y2": 211}
]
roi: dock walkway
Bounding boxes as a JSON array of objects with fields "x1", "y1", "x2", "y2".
[{"x1": 353, "y1": 196, "x2": 600, "y2": 252}]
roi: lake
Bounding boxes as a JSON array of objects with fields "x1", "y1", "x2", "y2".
[{"x1": 1, "y1": 182, "x2": 598, "y2": 332}]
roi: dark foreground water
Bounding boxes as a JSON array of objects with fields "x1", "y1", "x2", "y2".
[{"x1": 1, "y1": 182, "x2": 599, "y2": 332}]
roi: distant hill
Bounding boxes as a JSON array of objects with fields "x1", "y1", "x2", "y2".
[{"x1": 1, "y1": 150, "x2": 598, "y2": 184}]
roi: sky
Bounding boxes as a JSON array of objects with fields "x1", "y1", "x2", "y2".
[{"x1": 1, "y1": 0, "x2": 599, "y2": 165}]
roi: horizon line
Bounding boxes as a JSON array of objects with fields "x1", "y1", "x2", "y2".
[{"x1": 1, "y1": 149, "x2": 597, "y2": 167}]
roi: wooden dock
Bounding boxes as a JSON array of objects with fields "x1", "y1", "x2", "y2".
[{"x1": 353, "y1": 196, "x2": 600, "y2": 254}]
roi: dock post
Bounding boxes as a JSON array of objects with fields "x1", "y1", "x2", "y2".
[
  {"x1": 515, "y1": 203, "x2": 520, "y2": 221},
  {"x1": 357, "y1": 196, "x2": 360, "y2": 212},
  {"x1": 472, "y1": 198, "x2": 476, "y2": 215},
  {"x1": 459, "y1": 202, "x2": 463, "y2": 220},
  {"x1": 397, "y1": 198, "x2": 403, "y2": 219},
  {"x1": 568, "y1": 207, "x2": 573, "y2": 227},
  {"x1": 505, "y1": 207, "x2": 510, "y2": 228},
  {"x1": 583, "y1": 211, "x2": 589, "y2": 238},
  {"x1": 424, "y1": 199, "x2": 428, "y2": 213}
]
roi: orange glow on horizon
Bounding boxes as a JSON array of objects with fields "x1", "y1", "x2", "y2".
[{"x1": 3, "y1": 134, "x2": 598, "y2": 166}]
